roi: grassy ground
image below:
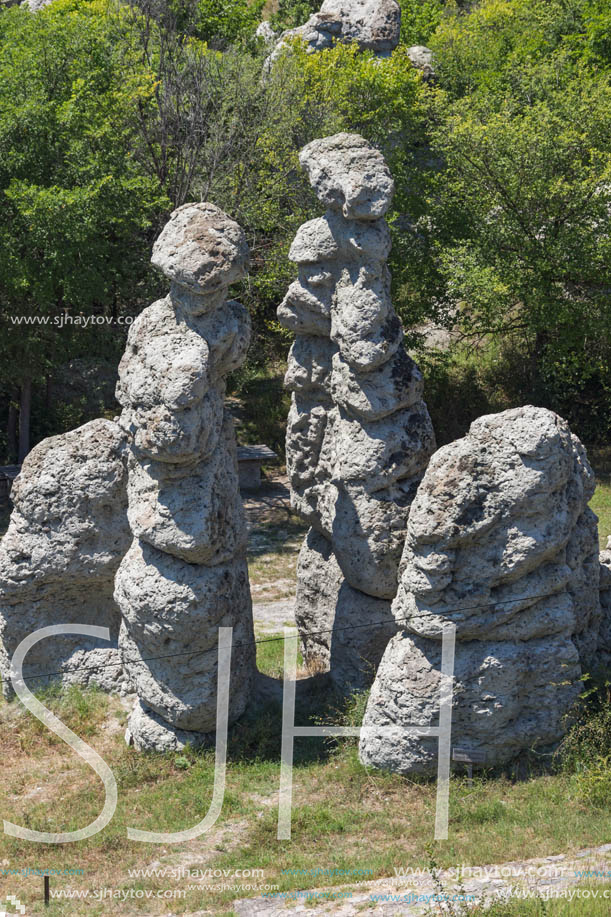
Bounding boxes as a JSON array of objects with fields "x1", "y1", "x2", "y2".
[
  {"x1": 247, "y1": 517, "x2": 306, "y2": 603},
  {"x1": 0, "y1": 656, "x2": 609, "y2": 916},
  {"x1": 591, "y1": 482, "x2": 611, "y2": 549},
  {"x1": 0, "y1": 414, "x2": 610, "y2": 915}
]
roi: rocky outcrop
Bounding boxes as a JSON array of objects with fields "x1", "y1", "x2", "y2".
[
  {"x1": 0, "y1": 419, "x2": 130, "y2": 697},
  {"x1": 359, "y1": 406, "x2": 602, "y2": 773},
  {"x1": 114, "y1": 202, "x2": 256, "y2": 751},
  {"x1": 279, "y1": 133, "x2": 435, "y2": 691},
  {"x1": 406, "y1": 45, "x2": 436, "y2": 80},
  {"x1": 266, "y1": 0, "x2": 401, "y2": 68},
  {"x1": 255, "y1": 21, "x2": 278, "y2": 46},
  {"x1": 21, "y1": 0, "x2": 55, "y2": 11}
]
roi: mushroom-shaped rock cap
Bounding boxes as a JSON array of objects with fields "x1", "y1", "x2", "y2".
[
  {"x1": 152, "y1": 202, "x2": 249, "y2": 294},
  {"x1": 299, "y1": 133, "x2": 394, "y2": 221}
]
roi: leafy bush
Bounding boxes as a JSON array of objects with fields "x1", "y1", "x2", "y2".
[
  {"x1": 556, "y1": 676, "x2": 611, "y2": 775},
  {"x1": 571, "y1": 755, "x2": 611, "y2": 809}
]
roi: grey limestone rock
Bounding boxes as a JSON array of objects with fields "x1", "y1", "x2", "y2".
[
  {"x1": 266, "y1": 0, "x2": 401, "y2": 68},
  {"x1": 151, "y1": 202, "x2": 249, "y2": 298},
  {"x1": 21, "y1": 0, "x2": 55, "y2": 10},
  {"x1": 294, "y1": 528, "x2": 397, "y2": 691},
  {"x1": 406, "y1": 45, "x2": 436, "y2": 80},
  {"x1": 294, "y1": 528, "x2": 343, "y2": 671},
  {"x1": 278, "y1": 133, "x2": 435, "y2": 689},
  {"x1": 300, "y1": 133, "x2": 394, "y2": 221},
  {"x1": 0, "y1": 419, "x2": 130, "y2": 697},
  {"x1": 115, "y1": 203, "x2": 256, "y2": 750},
  {"x1": 255, "y1": 21, "x2": 278, "y2": 46},
  {"x1": 116, "y1": 541, "x2": 253, "y2": 733},
  {"x1": 359, "y1": 406, "x2": 603, "y2": 773}
]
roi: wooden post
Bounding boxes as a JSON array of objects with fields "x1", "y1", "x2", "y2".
[{"x1": 44, "y1": 874, "x2": 50, "y2": 906}]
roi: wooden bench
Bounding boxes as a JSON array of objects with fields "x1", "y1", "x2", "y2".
[
  {"x1": 236, "y1": 445, "x2": 277, "y2": 490},
  {"x1": 0, "y1": 465, "x2": 21, "y2": 503}
]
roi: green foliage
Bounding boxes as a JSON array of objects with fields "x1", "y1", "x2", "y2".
[
  {"x1": 229, "y1": 363, "x2": 291, "y2": 458},
  {"x1": 419, "y1": 1, "x2": 611, "y2": 440},
  {"x1": 431, "y1": 0, "x2": 591, "y2": 97},
  {"x1": 0, "y1": 0, "x2": 167, "y2": 396},
  {"x1": 582, "y1": 0, "x2": 611, "y2": 67},
  {"x1": 271, "y1": 0, "x2": 319, "y2": 31},
  {"x1": 416, "y1": 342, "x2": 517, "y2": 444},
  {"x1": 2, "y1": 0, "x2": 610, "y2": 455},
  {"x1": 571, "y1": 755, "x2": 611, "y2": 809},
  {"x1": 556, "y1": 674, "x2": 611, "y2": 774},
  {"x1": 193, "y1": 0, "x2": 264, "y2": 47},
  {"x1": 398, "y1": 0, "x2": 445, "y2": 46},
  {"x1": 127, "y1": 0, "x2": 264, "y2": 48}
]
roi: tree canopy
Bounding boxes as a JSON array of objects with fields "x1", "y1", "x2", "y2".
[{"x1": 0, "y1": 0, "x2": 609, "y2": 458}]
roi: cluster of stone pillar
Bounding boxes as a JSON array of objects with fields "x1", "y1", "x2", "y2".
[
  {"x1": 1, "y1": 132, "x2": 610, "y2": 774},
  {"x1": 113, "y1": 203, "x2": 256, "y2": 750},
  {"x1": 278, "y1": 133, "x2": 436, "y2": 690}
]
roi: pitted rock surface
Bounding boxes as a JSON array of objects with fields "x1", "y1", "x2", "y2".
[
  {"x1": 359, "y1": 406, "x2": 603, "y2": 772},
  {"x1": 0, "y1": 419, "x2": 130, "y2": 697},
  {"x1": 300, "y1": 133, "x2": 395, "y2": 221},
  {"x1": 151, "y1": 202, "x2": 249, "y2": 297},
  {"x1": 295, "y1": 528, "x2": 397, "y2": 691},
  {"x1": 115, "y1": 203, "x2": 256, "y2": 750},
  {"x1": 278, "y1": 133, "x2": 435, "y2": 690},
  {"x1": 265, "y1": 0, "x2": 401, "y2": 68}
]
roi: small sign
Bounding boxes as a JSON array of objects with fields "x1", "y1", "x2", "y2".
[{"x1": 452, "y1": 747, "x2": 486, "y2": 764}]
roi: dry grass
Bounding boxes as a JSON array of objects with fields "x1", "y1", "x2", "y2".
[{"x1": 1, "y1": 673, "x2": 610, "y2": 917}]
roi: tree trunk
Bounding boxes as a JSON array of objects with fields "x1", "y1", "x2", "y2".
[
  {"x1": 529, "y1": 329, "x2": 549, "y2": 405},
  {"x1": 18, "y1": 377, "x2": 32, "y2": 463},
  {"x1": 6, "y1": 392, "x2": 18, "y2": 463}
]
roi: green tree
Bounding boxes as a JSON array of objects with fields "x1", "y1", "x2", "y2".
[
  {"x1": 421, "y1": 0, "x2": 611, "y2": 440},
  {"x1": 0, "y1": 0, "x2": 167, "y2": 460}
]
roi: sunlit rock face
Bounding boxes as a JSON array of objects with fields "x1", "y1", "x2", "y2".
[
  {"x1": 359, "y1": 406, "x2": 603, "y2": 773},
  {"x1": 265, "y1": 0, "x2": 401, "y2": 70},
  {"x1": 114, "y1": 203, "x2": 256, "y2": 751},
  {"x1": 0, "y1": 419, "x2": 130, "y2": 698},
  {"x1": 278, "y1": 133, "x2": 435, "y2": 691}
]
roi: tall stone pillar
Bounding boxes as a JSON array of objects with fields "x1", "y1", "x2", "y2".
[
  {"x1": 278, "y1": 134, "x2": 436, "y2": 690},
  {"x1": 114, "y1": 203, "x2": 256, "y2": 750}
]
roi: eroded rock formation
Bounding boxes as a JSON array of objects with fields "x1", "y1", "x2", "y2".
[
  {"x1": 0, "y1": 419, "x2": 130, "y2": 697},
  {"x1": 359, "y1": 406, "x2": 602, "y2": 773},
  {"x1": 114, "y1": 202, "x2": 256, "y2": 751},
  {"x1": 266, "y1": 0, "x2": 401, "y2": 69},
  {"x1": 279, "y1": 133, "x2": 435, "y2": 690}
]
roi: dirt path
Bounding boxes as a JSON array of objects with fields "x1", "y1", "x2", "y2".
[{"x1": 231, "y1": 844, "x2": 611, "y2": 915}]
